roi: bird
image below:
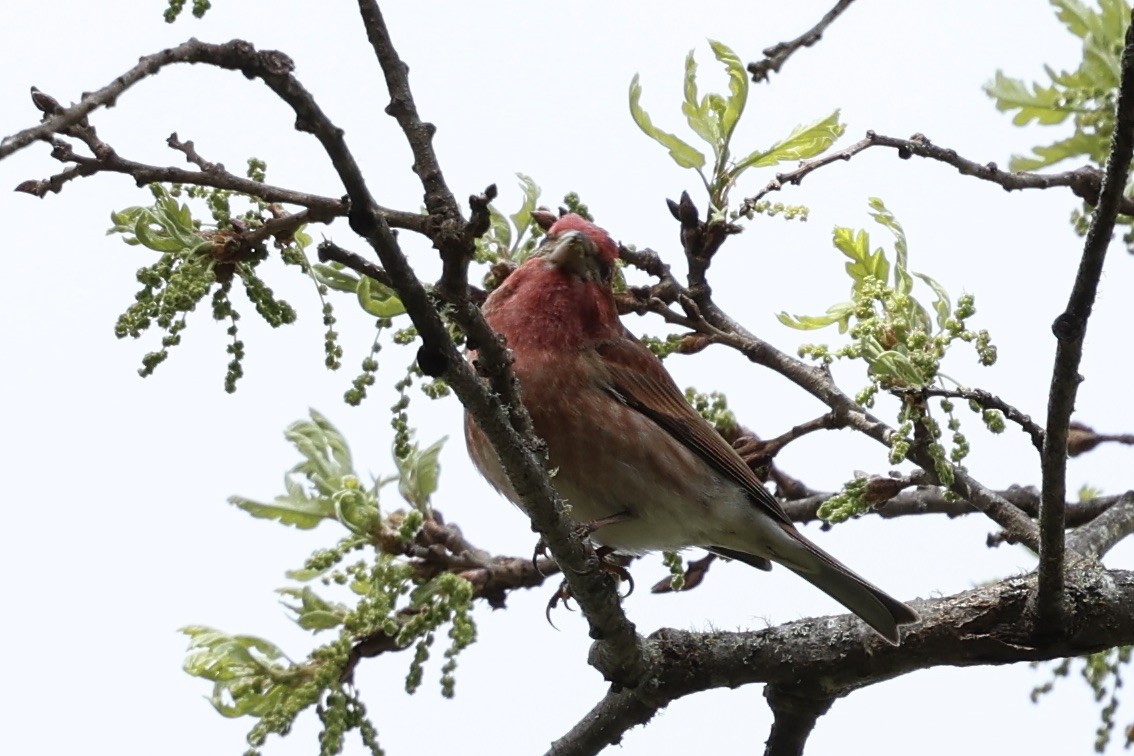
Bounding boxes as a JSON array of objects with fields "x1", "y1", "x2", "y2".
[{"x1": 464, "y1": 213, "x2": 919, "y2": 644}]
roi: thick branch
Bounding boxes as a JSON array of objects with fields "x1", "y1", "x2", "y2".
[
  {"x1": 1038, "y1": 12, "x2": 1134, "y2": 630},
  {"x1": 763, "y1": 686, "x2": 834, "y2": 756},
  {"x1": 344, "y1": 9, "x2": 646, "y2": 681},
  {"x1": 747, "y1": 0, "x2": 857, "y2": 83},
  {"x1": 551, "y1": 568, "x2": 1134, "y2": 755}
]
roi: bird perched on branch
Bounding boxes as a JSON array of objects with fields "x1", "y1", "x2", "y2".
[{"x1": 464, "y1": 213, "x2": 918, "y2": 644}]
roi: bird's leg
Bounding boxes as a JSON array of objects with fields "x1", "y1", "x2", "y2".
[
  {"x1": 574, "y1": 510, "x2": 635, "y2": 539},
  {"x1": 532, "y1": 510, "x2": 632, "y2": 574}
]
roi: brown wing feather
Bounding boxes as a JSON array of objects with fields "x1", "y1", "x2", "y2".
[{"x1": 593, "y1": 336, "x2": 794, "y2": 526}]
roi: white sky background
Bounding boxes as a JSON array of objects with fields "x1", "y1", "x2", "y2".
[{"x1": 2, "y1": 0, "x2": 1133, "y2": 754}]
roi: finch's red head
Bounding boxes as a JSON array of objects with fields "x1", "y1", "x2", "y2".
[
  {"x1": 532, "y1": 214, "x2": 619, "y2": 286},
  {"x1": 479, "y1": 213, "x2": 622, "y2": 351},
  {"x1": 545, "y1": 214, "x2": 620, "y2": 266}
]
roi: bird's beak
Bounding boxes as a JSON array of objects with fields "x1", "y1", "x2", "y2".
[{"x1": 544, "y1": 230, "x2": 596, "y2": 277}]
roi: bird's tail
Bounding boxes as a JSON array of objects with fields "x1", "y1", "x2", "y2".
[{"x1": 767, "y1": 525, "x2": 919, "y2": 645}]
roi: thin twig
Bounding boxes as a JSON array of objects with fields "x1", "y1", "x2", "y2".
[
  {"x1": 1038, "y1": 12, "x2": 1134, "y2": 632},
  {"x1": 747, "y1": 0, "x2": 857, "y2": 83},
  {"x1": 894, "y1": 386, "x2": 1044, "y2": 452},
  {"x1": 1067, "y1": 492, "x2": 1134, "y2": 559},
  {"x1": 703, "y1": 325, "x2": 1042, "y2": 549},
  {"x1": 782, "y1": 486, "x2": 1122, "y2": 528},
  {"x1": 733, "y1": 412, "x2": 839, "y2": 461},
  {"x1": 317, "y1": 239, "x2": 396, "y2": 289},
  {"x1": 737, "y1": 131, "x2": 1125, "y2": 218}
]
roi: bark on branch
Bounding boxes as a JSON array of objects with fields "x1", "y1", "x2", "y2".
[
  {"x1": 1037, "y1": 10, "x2": 1134, "y2": 631},
  {"x1": 550, "y1": 568, "x2": 1134, "y2": 756}
]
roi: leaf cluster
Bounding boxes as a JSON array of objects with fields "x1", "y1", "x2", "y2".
[
  {"x1": 780, "y1": 199, "x2": 999, "y2": 512},
  {"x1": 109, "y1": 179, "x2": 310, "y2": 390},
  {"x1": 630, "y1": 40, "x2": 844, "y2": 216},
  {"x1": 985, "y1": 0, "x2": 1130, "y2": 172},
  {"x1": 183, "y1": 412, "x2": 472, "y2": 755}
]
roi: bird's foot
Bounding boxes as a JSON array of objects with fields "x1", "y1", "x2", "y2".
[{"x1": 544, "y1": 546, "x2": 635, "y2": 627}]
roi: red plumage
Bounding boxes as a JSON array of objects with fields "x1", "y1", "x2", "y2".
[{"x1": 465, "y1": 214, "x2": 918, "y2": 644}]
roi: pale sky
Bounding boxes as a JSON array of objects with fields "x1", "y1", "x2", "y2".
[{"x1": 2, "y1": 1, "x2": 1133, "y2": 754}]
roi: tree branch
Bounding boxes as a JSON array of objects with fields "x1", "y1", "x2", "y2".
[
  {"x1": 1066, "y1": 492, "x2": 1134, "y2": 559},
  {"x1": 550, "y1": 568, "x2": 1134, "y2": 755},
  {"x1": 747, "y1": 0, "x2": 857, "y2": 83},
  {"x1": 895, "y1": 385, "x2": 1044, "y2": 452},
  {"x1": 1038, "y1": 11, "x2": 1134, "y2": 631},
  {"x1": 9, "y1": 33, "x2": 641, "y2": 687},
  {"x1": 738, "y1": 131, "x2": 1126, "y2": 218},
  {"x1": 703, "y1": 322, "x2": 1042, "y2": 550},
  {"x1": 781, "y1": 485, "x2": 1122, "y2": 529},
  {"x1": 345, "y1": 5, "x2": 645, "y2": 683},
  {"x1": 763, "y1": 686, "x2": 834, "y2": 756},
  {"x1": 317, "y1": 239, "x2": 396, "y2": 290}
]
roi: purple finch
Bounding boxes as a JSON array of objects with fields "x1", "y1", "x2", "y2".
[{"x1": 465, "y1": 214, "x2": 918, "y2": 644}]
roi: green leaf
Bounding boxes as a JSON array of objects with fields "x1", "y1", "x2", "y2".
[
  {"x1": 732, "y1": 110, "x2": 844, "y2": 173},
  {"x1": 229, "y1": 493, "x2": 333, "y2": 529},
  {"x1": 681, "y1": 50, "x2": 720, "y2": 149},
  {"x1": 832, "y1": 226, "x2": 889, "y2": 289},
  {"x1": 867, "y1": 198, "x2": 912, "y2": 296},
  {"x1": 509, "y1": 173, "x2": 540, "y2": 244},
  {"x1": 708, "y1": 40, "x2": 748, "y2": 142},
  {"x1": 488, "y1": 206, "x2": 512, "y2": 254},
  {"x1": 629, "y1": 74, "x2": 706, "y2": 169},
  {"x1": 357, "y1": 275, "x2": 406, "y2": 317},
  {"x1": 132, "y1": 214, "x2": 187, "y2": 253},
  {"x1": 311, "y1": 263, "x2": 360, "y2": 293},
  {"x1": 278, "y1": 586, "x2": 345, "y2": 631},
  {"x1": 396, "y1": 438, "x2": 447, "y2": 511},
  {"x1": 1008, "y1": 129, "x2": 1105, "y2": 171},
  {"x1": 870, "y1": 350, "x2": 925, "y2": 386},
  {"x1": 285, "y1": 566, "x2": 329, "y2": 581},
  {"x1": 913, "y1": 272, "x2": 952, "y2": 328},
  {"x1": 777, "y1": 301, "x2": 855, "y2": 332},
  {"x1": 295, "y1": 611, "x2": 344, "y2": 631},
  {"x1": 983, "y1": 71, "x2": 1072, "y2": 126},
  {"x1": 1053, "y1": 0, "x2": 1098, "y2": 39}
]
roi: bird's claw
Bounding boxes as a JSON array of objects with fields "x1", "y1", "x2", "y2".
[
  {"x1": 544, "y1": 547, "x2": 636, "y2": 627},
  {"x1": 531, "y1": 537, "x2": 552, "y2": 576},
  {"x1": 545, "y1": 579, "x2": 576, "y2": 628},
  {"x1": 594, "y1": 546, "x2": 635, "y2": 598}
]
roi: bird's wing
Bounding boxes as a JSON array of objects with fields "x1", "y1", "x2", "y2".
[{"x1": 593, "y1": 335, "x2": 794, "y2": 526}]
